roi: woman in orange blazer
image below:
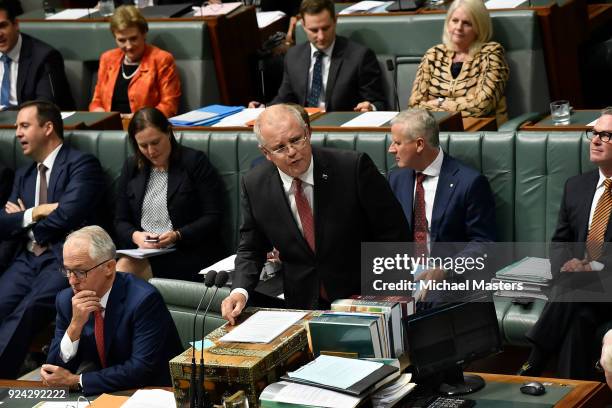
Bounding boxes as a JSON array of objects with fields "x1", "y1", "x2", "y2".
[{"x1": 89, "y1": 5, "x2": 181, "y2": 118}]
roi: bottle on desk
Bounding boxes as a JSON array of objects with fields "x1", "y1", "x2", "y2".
[{"x1": 42, "y1": 0, "x2": 55, "y2": 18}]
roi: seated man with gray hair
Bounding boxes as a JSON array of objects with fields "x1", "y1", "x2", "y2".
[
  {"x1": 41, "y1": 225, "x2": 182, "y2": 395},
  {"x1": 387, "y1": 108, "x2": 496, "y2": 305}
]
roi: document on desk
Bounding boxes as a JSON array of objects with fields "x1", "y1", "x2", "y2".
[
  {"x1": 485, "y1": 0, "x2": 524, "y2": 8},
  {"x1": 169, "y1": 110, "x2": 217, "y2": 125},
  {"x1": 339, "y1": 1, "x2": 394, "y2": 14},
  {"x1": 341, "y1": 111, "x2": 398, "y2": 127},
  {"x1": 256, "y1": 11, "x2": 286, "y2": 28},
  {"x1": 260, "y1": 381, "x2": 362, "y2": 408},
  {"x1": 116, "y1": 248, "x2": 176, "y2": 259},
  {"x1": 200, "y1": 254, "x2": 236, "y2": 274},
  {"x1": 121, "y1": 389, "x2": 177, "y2": 408},
  {"x1": 287, "y1": 355, "x2": 383, "y2": 390},
  {"x1": 192, "y1": 2, "x2": 241, "y2": 16},
  {"x1": 219, "y1": 311, "x2": 306, "y2": 343},
  {"x1": 212, "y1": 108, "x2": 264, "y2": 127},
  {"x1": 61, "y1": 112, "x2": 75, "y2": 120},
  {"x1": 47, "y1": 9, "x2": 92, "y2": 19}
]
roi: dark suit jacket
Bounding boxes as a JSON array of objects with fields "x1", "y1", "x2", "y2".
[
  {"x1": 233, "y1": 147, "x2": 410, "y2": 309},
  {"x1": 548, "y1": 170, "x2": 612, "y2": 299},
  {"x1": 0, "y1": 163, "x2": 13, "y2": 207},
  {"x1": 0, "y1": 144, "x2": 106, "y2": 261},
  {"x1": 17, "y1": 33, "x2": 75, "y2": 110},
  {"x1": 46, "y1": 272, "x2": 183, "y2": 396},
  {"x1": 270, "y1": 36, "x2": 387, "y2": 111},
  {"x1": 115, "y1": 145, "x2": 225, "y2": 277},
  {"x1": 388, "y1": 153, "x2": 496, "y2": 248}
]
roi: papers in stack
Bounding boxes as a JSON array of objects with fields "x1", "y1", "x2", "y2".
[
  {"x1": 339, "y1": 1, "x2": 395, "y2": 14},
  {"x1": 116, "y1": 248, "x2": 176, "y2": 259},
  {"x1": 169, "y1": 105, "x2": 243, "y2": 127},
  {"x1": 213, "y1": 108, "x2": 264, "y2": 127},
  {"x1": 370, "y1": 374, "x2": 416, "y2": 408},
  {"x1": 494, "y1": 257, "x2": 552, "y2": 300},
  {"x1": 257, "y1": 11, "x2": 286, "y2": 28},
  {"x1": 283, "y1": 355, "x2": 399, "y2": 396},
  {"x1": 485, "y1": 0, "x2": 525, "y2": 8},
  {"x1": 260, "y1": 381, "x2": 363, "y2": 408},
  {"x1": 200, "y1": 254, "x2": 236, "y2": 274},
  {"x1": 121, "y1": 389, "x2": 177, "y2": 408},
  {"x1": 219, "y1": 311, "x2": 307, "y2": 343},
  {"x1": 340, "y1": 111, "x2": 398, "y2": 127},
  {"x1": 46, "y1": 8, "x2": 92, "y2": 20}
]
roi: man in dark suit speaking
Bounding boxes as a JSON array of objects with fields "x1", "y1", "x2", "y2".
[
  {"x1": 249, "y1": 0, "x2": 387, "y2": 112},
  {"x1": 222, "y1": 104, "x2": 409, "y2": 323},
  {"x1": 388, "y1": 109, "x2": 496, "y2": 303},
  {"x1": 0, "y1": 0, "x2": 75, "y2": 110},
  {"x1": 42, "y1": 226, "x2": 182, "y2": 395}
]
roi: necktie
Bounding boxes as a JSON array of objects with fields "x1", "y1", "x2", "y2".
[
  {"x1": 307, "y1": 51, "x2": 324, "y2": 107},
  {"x1": 38, "y1": 163, "x2": 48, "y2": 205},
  {"x1": 414, "y1": 172, "x2": 428, "y2": 258},
  {"x1": 586, "y1": 178, "x2": 612, "y2": 260},
  {"x1": 32, "y1": 164, "x2": 48, "y2": 256},
  {"x1": 94, "y1": 310, "x2": 107, "y2": 368},
  {"x1": 0, "y1": 54, "x2": 10, "y2": 107},
  {"x1": 293, "y1": 178, "x2": 327, "y2": 301},
  {"x1": 293, "y1": 178, "x2": 315, "y2": 252}
]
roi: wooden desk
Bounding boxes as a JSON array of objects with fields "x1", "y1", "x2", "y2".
[
  {"x1": 309, "y1": 111, "x2": 465, "y2": 132},
  {"x1": 463, "y1": 117, "x2": 498, "y2": 132},
  {"x1": 468, "y1": 372, "x2": 610, "y2": 408},
  {"x1": 0, "y1": 111, "x2": 122, "y2": 131},
  {"x1": 520, "y1": 109, "x2": 599, "y2": 131}
]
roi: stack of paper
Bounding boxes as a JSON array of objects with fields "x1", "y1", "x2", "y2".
[
  {"x1": 257, "y1": 11, "x2": 286, "y2": 28},
  {"x1": 370, "y1": 374, "x2": 416, "y2": 408},
  {"x1": 219, "y1": 311, "x2": 307, "y2": 343},
  {"x1": 340, "y1": 111, "x2": 398, "y2": 127},
  {"x1": 260, "y1": 381, "x2": 362, "y2": 408},
  {"x1": 339, "y1": 1, "x2": 395, "y2": 14},
  {"x1": 493, "y1": 257, "x2": 552, "y2": 300},
  {"x1": 169, "y1": 105, "x2": 243, "y2": 126}
]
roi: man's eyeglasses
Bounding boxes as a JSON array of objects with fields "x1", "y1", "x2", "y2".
[
  {"x1": 265, "y1": 135, "x2": 309, "y2": 156},
  {"x1": 61, "y1": 259, "x2": 113, "y2": 280},
  {"x1": 587, "y1": 130, "x2": 612, "y2": 143}
]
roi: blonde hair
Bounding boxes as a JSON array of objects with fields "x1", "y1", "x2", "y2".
[
  {"x1": 110, "y1": 5, "x2": 148, "y2": 35},
  {"x1": 442, "y1": 0, "x2": 492, "y2": 54}
]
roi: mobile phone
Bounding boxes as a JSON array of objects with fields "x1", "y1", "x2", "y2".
[{"x1": 144, "y1": 237, "x2": 159, "y2": 243}]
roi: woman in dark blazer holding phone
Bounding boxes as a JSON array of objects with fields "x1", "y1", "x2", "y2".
[{"x1": 115, "y1": 107, "x2": 225, "y2": 281}]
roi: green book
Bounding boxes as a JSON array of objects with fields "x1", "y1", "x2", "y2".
[{"x1": 308, "y1": 313, "x2": 383, "y2": 358}]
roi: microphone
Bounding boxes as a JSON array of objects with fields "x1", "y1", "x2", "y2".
[
  {"x1": 198, "y1": 271, "x2": 230, "y2": 408},
  {"x1": 386, "y1": 59, "x2": 400, "y2": 112},
  {"x1": 190, "y1": 270, "x2": 217, "y2": 408}
]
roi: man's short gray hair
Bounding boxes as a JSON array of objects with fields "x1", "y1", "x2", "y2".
[
  {"x1": 65, "y1": 226, "x2": 116, "y2": 262},
  {"x1": 390, "y1": 108, "x2": 440, "y2": 148},
  {"x1": 253, "y1": 104, "x2": 309, "y2": 146}
]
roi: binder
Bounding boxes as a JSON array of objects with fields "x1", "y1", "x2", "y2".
[{"x1": 281, "y1": 362, "x2": 399, "y2": 396}]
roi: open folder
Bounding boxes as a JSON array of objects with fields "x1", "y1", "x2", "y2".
[{"x1": 281, "y1": 355, "x2": 399, "y2": 396}]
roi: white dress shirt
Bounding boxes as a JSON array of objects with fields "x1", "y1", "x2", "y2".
[
  {"x1": 308, "y1": 42, "x2": 335, "y2": 110},
  {"x1": 22, "y1": 143, "x2": 63, "y2": 247},
  {"x1": 0, "y1": 34, "x2": 22, "y2": 107},
  {"x1": 413, "y1": 148, "x2": 444, "y2": 253},
  {"x1": 232, "y1": 158, "x2": 316, "y2": 301}
]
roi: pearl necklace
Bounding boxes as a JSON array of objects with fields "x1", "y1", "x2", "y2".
[{"x1": 121, "y1": 58, "x2": 140, "y2": 80}]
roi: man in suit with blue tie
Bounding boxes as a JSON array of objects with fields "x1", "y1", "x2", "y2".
[
  {"x1": 0, "y1": 100, "x2": 106, "y2": 377},
  {"x1": 41, "y1": 226, "x2": 182, "y2": 395},
  {"x1": 388, "y1": 108, "x2": 496, "y2": 304}
]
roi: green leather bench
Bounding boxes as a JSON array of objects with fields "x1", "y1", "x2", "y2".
[
  {"x1": 296, "y1": 10, "x2": 551, "y2": 119},
  {"x1": 19, "y1": 21, "x2": 219, "y2": 113},
  {"x1": 0, "y1": 129, "x2": 594, "y2": 346}
]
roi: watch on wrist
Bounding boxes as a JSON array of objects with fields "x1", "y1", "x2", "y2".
[{"x1": 437, "y1": 97, "x2": 444, "y2": 108}]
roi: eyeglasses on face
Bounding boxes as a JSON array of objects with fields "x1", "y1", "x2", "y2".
[
  {"x1": 587, "y1": 130, "x2": 612, "y2": 143},
  {"x1": 265, "y1": 135, "x2": 309, "y2": 156},
  {"x1": 60, "y1": 259, "x2": 113, "y2": 280}
]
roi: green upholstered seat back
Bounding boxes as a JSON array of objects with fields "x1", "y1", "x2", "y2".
[
  {"x1": 19, "y1": 21, "x2": 219, "y2": 113},
  {"x1": 295, "y1": 11, "x2": 550, "y2": 118},
  {"x1": 149, "y1": 278, "x2": 230, "y2": 349}
]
